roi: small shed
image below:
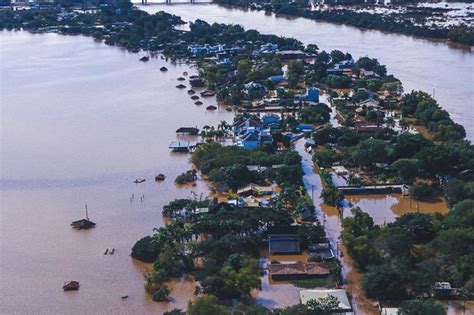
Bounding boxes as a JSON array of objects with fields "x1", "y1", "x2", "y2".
[
  {"x1": 268, "y1": 234, "x2": 300, "y2": 254},
  {"x1": 169, "y1": 141, "x2": 192, "y2": 152},
  {"x1": 237, "y1": 183, "x2": 274, "y2": 196},
  {"x1": 433, "y1": 282, "x2": 456, "y2": 298},
  {"x1": 176, "y1": 127, "x2": 199, "y2": 135}
]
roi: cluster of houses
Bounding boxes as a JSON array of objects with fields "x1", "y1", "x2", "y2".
[
  {"x1": 232, "y1": 118, "x2": 275, "y2": 149},
  {"x1": 188, "y1": 42, "x2": 280, "y2": 58}
]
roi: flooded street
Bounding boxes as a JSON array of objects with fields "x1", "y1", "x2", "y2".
[
  {"x1": 1, "y1": 3, "x2": 473, "y2": 314},
  {"x1": 296, "y1": 139, "x2": 461, "y2": 314},
  {"x1": 140, "y1": 3, "x2": 474, "y2": 141}
]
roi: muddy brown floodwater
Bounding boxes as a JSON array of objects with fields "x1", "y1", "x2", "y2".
[
  {"x1": 1, "y1": 4, "x2": 473, "y2": 313},
  {"x1": 295, "y1": 139, "x2": 474, "y2": 315},
  {"x1": 0, "y1": 30, "x2": 233, "y2": 314}
]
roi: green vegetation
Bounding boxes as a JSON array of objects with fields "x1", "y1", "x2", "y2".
[
  {"x1": 214, "y1": 0, "x2": 474, "y2": 46},
  {"x1": 319, "y1": 169, "x2": 343, "y2": 207},
  {"x1": 162, "y1": 198, "x2": 210, "y2": 217},
  {"x1": 401, "y1": 91, "x2": 466, "y2": 141},
  {"x1": 131, "y1": 236, "x2": 160, "y2": 263},
  {"x1": 178, "y1": 294, "x2": 344, "y2": 315},
  {"x1": 341, "y1": 204, "x2": 474, "y2": 303},
  {"x1": 18, "y1": 0, "x2": 469, "y2": 310},
  {"x1": 298, "y1": 104, "x2": 331, "y2": 125},
  {"x1": 175, "y1": 170, "x2": 198, "y2": 185},
  {"x1": 399, "y1": 298, "x2": 447, "y2": 315},
  {"x1": 133, "y1": 204, "x2": 328, "y2": 303},
  {"x1": 191, "y1": 141, "x2": 303, "y2": 194}
]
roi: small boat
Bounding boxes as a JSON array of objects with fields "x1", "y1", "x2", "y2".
[
  {"x1": 159, "y1": 66, "x2": 168, "y2": 72},
  {"x1": 187, "y1": 89, "x2": 195, "y2": 95},
  {"x1": 189, "y1": 75, "x2": 200, "y2": 80},
  {"x1": 226, "y1": 107, "x2": 233, "y2": 112},
  {"x1": 176, "y1": 84, "x2": 186, "y2": 89},
  {"x1": 191, "y1": 95, "x2": 200, "y2": 100},
  {"x1": 121, "y1": 295, "x2": 129, "y2": 299},
  {"x1": 195, "y1": 101, "x2": 203, "y2": 106},
  {"x1": 134, "y1": 178, "x2": 146, "y2": 184},
  {"x1": 155, "y1": 174, "x2": 166, "y2": 181},
  {"x1": 71, "y1": 203, "x2": 96, "y2": 229},
  {"x1": 200, "y1": 90, "x2": 216, "y2": 97},
  {"x1": 177, "y1": 77, "x2": 186, "y2": 81},
  {"x1": 206, "y1": 105, "x2": 217, "y2": 111},
  {"x1": 139, "y1": 56, "x2": 149, "y2": 62},
  {"x1": 63, "y1": 281, "x2": 80, "y2": 291},
  {"x1": 183, "y1": 71, "x2": 188, "y2": 76}
]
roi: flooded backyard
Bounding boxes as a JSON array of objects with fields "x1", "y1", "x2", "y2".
[{"x1": 295, "y1": 139, "x2": 469, "y2": 314}]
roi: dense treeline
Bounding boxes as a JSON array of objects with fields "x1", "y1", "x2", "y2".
[
  {"x1": 191, "y1": 141, "x2": 304, "y2": 192},
  {"x1": 0, "y1": 3, "x2": 303, "y2": 56},
  {"x1": 131, "y1": 200, "x2": 324, "y2": 303},
  {"x1": 131, "y1": 139, "x2": 324, "y2": 303},
  {"x1": 214, "y1": 0, "x2": 474, "y2": 45},
  {"x1": 341, "y1": 205, "x2": 474, "y2": 303},
  {"x1": 401, "y1": 91, "x2": 466, "y2": 141}
]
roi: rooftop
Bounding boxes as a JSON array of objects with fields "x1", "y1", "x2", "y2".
[{"x1": 300, "y1": 289, "x2": 352, "y2": 313}]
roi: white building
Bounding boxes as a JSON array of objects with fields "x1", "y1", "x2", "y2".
[{"x1": 300, "y1": 289, "x2": 353, "y2": 315}]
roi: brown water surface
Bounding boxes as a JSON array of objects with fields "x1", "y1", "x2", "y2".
[
  {"x1": 0, "y1": 30, "x2": 233, "y2": 314},
  {"x1": 1, "y1": 4, "x2": 473, "y2": 312}
]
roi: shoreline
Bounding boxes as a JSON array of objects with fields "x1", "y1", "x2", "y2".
[
  {"x1": 2, "y1": 4, "x2": 473, "y2": 313},
  {"x1": 213, "y1": 2, "x2": 474, "y2": 49}
]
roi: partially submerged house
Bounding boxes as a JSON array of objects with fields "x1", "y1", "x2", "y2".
[
  {"x1": 276, "y1": 50, "x2": 305, "y2": 60},
  {"x1": 176, "y1": 127, "x2": 199, "y2": 135},
  {"x1": 243, "y1": 81, "x2": 266, "y2": 99},
  {"x1": 268, "y1": 234, "x2": 301, "y2": 255},
  {"x1": 433, "y1": 282, "x2": 457, "y2": 298},
  {"x1": 233, "y1": 119, "x2": 273, "y2": 149},
  {"x1": 353, "y1": 121, "x2": 382, "y2": 135},
  {"x1": 268, "y1": 234, "x2": 300, "y2": 254},
  {"x1": 169, "y1": 141, "x2": 197, "y2": 152},
  {"x1": 237, "y1": 183, "x2": 274, "y2": 197},
  {"x1": 295, "y1": 87, "x2": 320, "y2": 103},
  {"x1": 70, "y1": 218, "x2": 96, "y2": 230},
  {"x1": 309, "y1": 240, "x2": 336, "y2": 260},
  {"x1": 269, "y1": 262, "x2": 331, "y2": 280}
]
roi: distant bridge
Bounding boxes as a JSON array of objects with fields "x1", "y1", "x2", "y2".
[{"x1": 140, "y1": 0, "x2": 212, "y2": 4}]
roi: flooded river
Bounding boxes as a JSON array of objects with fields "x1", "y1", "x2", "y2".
[
  {"x1": 140, "y1": 3, "x2": 474, "y2": 141},
  {"x1": 0, "y1": 30, "x2": 233, "y2": 314},
  {"x1": 1, "y1": 4, "x2": 473, "y2": 314}
]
